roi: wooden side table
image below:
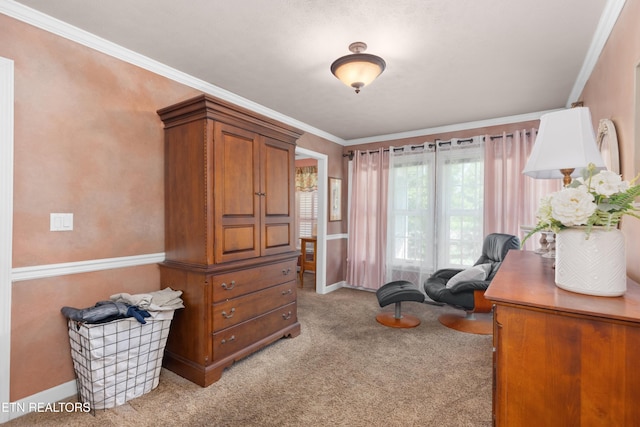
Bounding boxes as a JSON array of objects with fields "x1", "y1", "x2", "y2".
[{"x1": 486, "y1": 250, "x2": 640, "y2": 426}]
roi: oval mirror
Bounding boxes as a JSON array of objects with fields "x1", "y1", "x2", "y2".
[{"x1": 596, "y1": 119, "x2": 620, "y2": 174}]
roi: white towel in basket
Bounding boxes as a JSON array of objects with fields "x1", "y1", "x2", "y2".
[{"x1": 110, "y1": 287, "x2": 184, "y2": 311}]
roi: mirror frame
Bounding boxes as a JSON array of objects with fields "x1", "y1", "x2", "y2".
[{"x1": 596, "y1": 118, "x2": 620, "y2": 174}]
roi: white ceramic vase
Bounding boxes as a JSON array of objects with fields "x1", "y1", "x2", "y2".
[{"x1": 555, "y1": 227, "x2": 626, "y2": 297}]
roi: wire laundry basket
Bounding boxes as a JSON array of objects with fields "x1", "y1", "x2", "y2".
[{"x1": 66, "y1": 310, "x2": 174, "y2": 412}]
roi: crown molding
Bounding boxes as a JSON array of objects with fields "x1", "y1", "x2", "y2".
[
  {"x1": 0, "y1": 0, "x2": 344, "y2": 145},
  {"x1": 343, "y1": 109, "x2": 562, "y2": 146},
  {"x1": 0, "y1": 0, "x2": 623, "y2": 146},
  {"x1": 567, "y1": 0, "x2": 627, "y2": 105}
]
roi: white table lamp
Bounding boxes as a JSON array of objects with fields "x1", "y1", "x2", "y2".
[{"x1": 522, "y1": 107, "x2": 605, "y2": 186}]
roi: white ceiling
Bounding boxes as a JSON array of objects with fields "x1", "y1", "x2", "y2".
[{"x1": 7, "y1": 0, "x2": 619, "y2": 143}]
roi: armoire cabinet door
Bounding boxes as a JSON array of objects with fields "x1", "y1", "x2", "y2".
[
  {"x1": 212, "y1": 124, "x2": 296, "y2": 262},
  {"x1": 213, "y1": 122, "x2": 261, "y2": 263},
  {"x1": 261, "y1": 137, "x2": 295, "y2": 256}
]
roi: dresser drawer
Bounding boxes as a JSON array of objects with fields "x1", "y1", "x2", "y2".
[
  {"x1": 212, "y1": 302, "x2": 297, "y2": 361},
  {"x1": 210, "y1": 260, "x2": 296, "y2": 302},
  {"x1": 212, "y1": 281, "x2": 296, "y2": 332}
]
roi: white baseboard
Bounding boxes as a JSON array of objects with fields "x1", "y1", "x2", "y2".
[
  {"x1": 342, "y1": 283, "x2": 377, "y2": 293},
  {"x1": 3, "y1": 278, "x2": 346, "y2": 422},
  {"x1": 4, "y1": 252, "x2": 167, "y2": 423},
  {"x1": 4, "y1": 380, "x2": 77, "y2": 421},
  {"x1": 320, "y1": 280, "x2": 345, "y2": 294}
]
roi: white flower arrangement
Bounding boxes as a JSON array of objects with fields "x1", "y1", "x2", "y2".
[{"x1": 523, "y1": 163, "x2": 640, "y2": 244}]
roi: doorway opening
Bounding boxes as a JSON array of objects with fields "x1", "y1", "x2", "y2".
[{"x1": 295, "y1": 147, "x2": 328, "y2": 294}]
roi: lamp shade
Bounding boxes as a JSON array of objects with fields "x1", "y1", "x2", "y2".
[
  {"x1": 522, "y1": 107, "x2": 605, "y2": 179},
  {"x1": 331, "y1": 42, "x2": 386, "y2": 93}
]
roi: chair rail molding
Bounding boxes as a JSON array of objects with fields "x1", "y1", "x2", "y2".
[
  {"x1": 327, "y1": 233, "x2": 348, "y2": 240},
  {"x1": 11, "y1": 253, "x2": 166, "y2": 282}
]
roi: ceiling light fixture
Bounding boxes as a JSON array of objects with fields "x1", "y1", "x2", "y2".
[{"x1": 330, "y1": 42, "x2": 386, "y2": 94}]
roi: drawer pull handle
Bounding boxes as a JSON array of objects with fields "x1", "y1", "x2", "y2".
[
  {"x1": 282, "y1": 268, "x2": 291, "y2": 275},
  {"x1": 221, "y1": 280, "x2": 235, "y2": 290},
  {"x1": 221, "y1": 308, "x2": 235, "y2": 319},
  {"x1": 282, "y1": 311, "x2": 292, "y2": 320},
  {"x1": 281, "y1": 289, "x2": 292, "y2": 295},
  {"x1": 221, "y1": 335, "x2": 235, "y2": 344}
]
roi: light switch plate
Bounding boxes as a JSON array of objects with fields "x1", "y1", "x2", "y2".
[{"x1": 50, "y1": 213, "x2": 73, "y2": 231}]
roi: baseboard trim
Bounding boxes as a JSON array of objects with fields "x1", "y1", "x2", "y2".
[
  {"x1": 321, "y1": 280, "x2": 345, "y2": 294},
  {"x1": 5, "y1": 380, "x2": 77, "y2": 421},
  {"x1": 11, "y1": 253, "x2": 166, "y2": 282},
  {"x1": 4, "y1": 278, "x2": 345, "y2": 422}
]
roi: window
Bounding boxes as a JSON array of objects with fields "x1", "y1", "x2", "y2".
[
  {"x1": 386, "y1": 146, "x2": 436, "y2": 285},
  {"x1": 388, "y1": 151, "x2": 435, "y2": 268},
  {"x1": 436, "y1": 143, "x2": 484, "y2": 268},
  {"x1": 386, "y1": 139, "x2": 484, "y2": 285},
  {"x1": 297, "y1": 190, "x2": 318, "y2": 238},
  {"x1": 295, "y1": 165, "x2": 318, "y2": 245}
]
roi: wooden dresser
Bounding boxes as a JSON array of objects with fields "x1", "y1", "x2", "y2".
[
  {"x1": 485, "y1": 250, "x2": 640, "y2": 426},
  {"x1": 157, "y1": 95, "x2": 302, "y2": 387}
]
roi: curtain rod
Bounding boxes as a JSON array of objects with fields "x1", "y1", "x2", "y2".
[
  {"x1": 436, "y1": 131, "x2": 535, "y2": 144},
  {"x1": 343, "y1": 130, "x2": 536, "y2": 159},
  {"x1": 342, "y1": 143, "x2": 435, "y2": 160}
]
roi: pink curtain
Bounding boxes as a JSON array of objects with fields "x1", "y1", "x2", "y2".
[
  {"x1": 483, "y1": 129, "x2": 561, "y2": 250},
  {"x1": 346, "y1": 149, "x2": 389, "y2": 290}
]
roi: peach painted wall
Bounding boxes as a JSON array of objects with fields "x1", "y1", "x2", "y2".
[
  {"x1": 2, "y1": 14, "x2": 348, "y2": 400},
  {"x1": 6, "y1": 0, "x2": 638, "y2": 402},
  {"x1": 580, "y1": 0, "x2": 640, "y2": 282},
  {"x1": 10, "y1": 267, "x2": 160, "y2": 400},
  {"x1": 4, "y1": 16, "x2": 198, "y2": 267},
  {"x1": 1, "y1": 15, "x2": 199, "y2": 400}
]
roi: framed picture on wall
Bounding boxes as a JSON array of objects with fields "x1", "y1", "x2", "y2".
[{"x1": 329, "y1": 177, "x2": 342, "y2": 221}]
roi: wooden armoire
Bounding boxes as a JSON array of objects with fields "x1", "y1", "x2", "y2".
[{"x1": 157, "y1": 94, "x2": 302, "y2": 387}]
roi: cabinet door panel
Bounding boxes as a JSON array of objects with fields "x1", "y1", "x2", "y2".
[
  {"x1": 214, "y1": 122, "x2": 260, "y2": 262},
  {"x1": 263, "y1": 141, "x2": 291, "y2": 215},
  {"x1": 222, "y1": 135, "x2": 255, "y2": 215},
  {"x1": 265, "y1": 224, "x2": 291, "y2": 248},
  {"x1": 261, "y1": 137, "x2": 295, "y2": 255},
  {"x1": 221, "y1": 225, "x2": 256, "y2": 253}
]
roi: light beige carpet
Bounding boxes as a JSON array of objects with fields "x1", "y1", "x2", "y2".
[{"x1": 6, "y1": 275, "x2": 493, "y2": 427}]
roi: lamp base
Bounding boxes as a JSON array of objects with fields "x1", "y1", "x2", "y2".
[{"x1": 560, "y1": 168, "x2": 575, "y2": 187}]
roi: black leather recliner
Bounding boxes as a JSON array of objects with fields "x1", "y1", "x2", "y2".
[{"x1": 423, "y1": 233, "x2": 520, "y2": 333}]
